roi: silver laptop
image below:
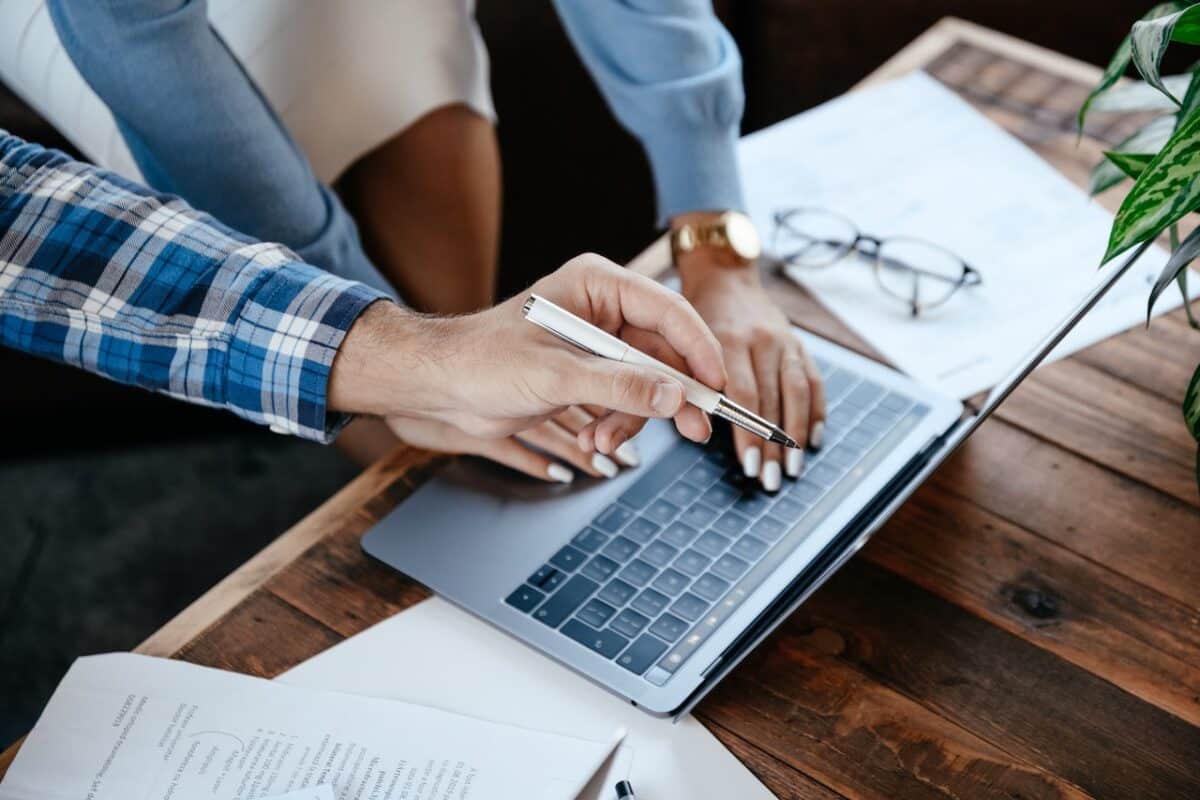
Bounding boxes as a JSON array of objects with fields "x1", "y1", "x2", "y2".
[{"x1": 362, "y1": 242, "x2": 1150, "y2": 718}]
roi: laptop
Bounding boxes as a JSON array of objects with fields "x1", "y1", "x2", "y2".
[{"x1": 362, "y1": 241, "x2": 1151, "y2": 718}]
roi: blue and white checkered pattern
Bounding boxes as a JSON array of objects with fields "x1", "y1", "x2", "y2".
[{"x1": 0, "y1": 131, "x2": 389, "y2": 442}]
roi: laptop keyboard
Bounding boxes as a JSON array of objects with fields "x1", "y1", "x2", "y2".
[{"x1": 504, "y1": 358, "x2": 930, "y2": 685}]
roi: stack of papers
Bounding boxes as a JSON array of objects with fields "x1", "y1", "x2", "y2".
[{"x1": 740, "y1": 71, "x2": 1194, "y2": 398}]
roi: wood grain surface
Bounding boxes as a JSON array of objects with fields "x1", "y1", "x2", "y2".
[{"x1": 4, "y1": 17, "x2": 1199, "y2": 798}]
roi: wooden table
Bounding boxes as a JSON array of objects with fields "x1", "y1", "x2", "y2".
[{"x1": 6, "y1": 18, "x2": 1200, "y2": 799}]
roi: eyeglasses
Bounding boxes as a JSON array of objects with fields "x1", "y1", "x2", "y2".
[{"x1": 772, "y1": 208, "x2": 982, "y2": 317}]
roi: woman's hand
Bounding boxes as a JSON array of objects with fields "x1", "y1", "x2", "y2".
[
  {"x1": 678, "y1": 250, "x2": 826, "y2": 492},
  {"x1": 328, "y1": 253, "x2": 727, "y2": 452}
]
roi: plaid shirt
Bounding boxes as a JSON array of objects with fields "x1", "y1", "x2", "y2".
[{"x1": 0, "y1": 131, "x2": 389, "y2": 442}]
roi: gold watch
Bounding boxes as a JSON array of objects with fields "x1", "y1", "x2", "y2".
[{"x1": 670, "y1": 210, "x2": 762, "y2": 267}]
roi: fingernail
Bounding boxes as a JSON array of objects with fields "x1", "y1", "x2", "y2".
[
  {"x1": 785, "y1": 448, "x2": 805, "y2": 477},
  {"x1": 592, "y1": 453, "x2": 619, "y2": 478},
  {"x1": 762, "y1": 461, "x2": 782, "y2": 492},
  {"x1": 810, "y1": 421, "x2": 825, "y2": 450},
  {"x1": 742, "y1": 446, "x2": 762, "y2": 479},
  {"x1": 652, "y1": 381, "x2": 684, "y2": 415},
  {"x1": 547, "y1": 463, "x2": 574, "y2": 484},
  {"x1": 614, "y1": 441, "x2": 641, "y2": 467}
]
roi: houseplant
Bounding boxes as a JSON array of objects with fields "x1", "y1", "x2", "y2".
[{"x1": 1079, "y1": 2, "x2": 1200, "y2": 489}]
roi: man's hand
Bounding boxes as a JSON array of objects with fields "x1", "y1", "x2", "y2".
[
  {"x1": 328, "y1": 253, "x2": 726, "y2": 459},
  {"x1": 675, "y1": 217, "x2": 826, "y2": 491}
]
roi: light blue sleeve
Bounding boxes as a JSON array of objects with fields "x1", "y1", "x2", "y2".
[{"x1": 552, "y1": 0, "x2": 746, "y2": 225}]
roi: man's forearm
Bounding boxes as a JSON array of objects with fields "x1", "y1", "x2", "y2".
[{"x1": 0, "y1": 132, "x2": 389, "y2": 442}]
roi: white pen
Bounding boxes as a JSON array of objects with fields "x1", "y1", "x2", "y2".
[{"x1": 522, "y1": 293, "x2": 798, "y2": 448}]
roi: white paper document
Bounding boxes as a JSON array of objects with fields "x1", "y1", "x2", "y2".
[
  {"x1": 279, "y1": 598, "x2": 775, "y2": 800},
  {"x1": 741, "y1": 71, "x2": 1195, "y2": 398},
  {"x1": 0, "y1": 653, "x2": 619, "y2": 800}
]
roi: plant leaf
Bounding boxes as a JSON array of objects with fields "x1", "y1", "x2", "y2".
[
  {"x1": 1105, "y1": 150, "x2": 1156, "y2": 179},
  {"x1": 1178, "y1": 67, "x2": 1200, "y2": 123},
  {"x1": 1088, "y1": 74, "x2": 1193, "y2": 112},
  {"x1": 1103, "y1": 104, "x2": 1200, "y2": 263},
  {"x1": 1185, "y1": 361, "x2": 1200, "y2": 441},
  {"x1": 1148, "y1": 222, "x2": 1200, "y2": 316},
  {"x1": 1177, "y1": 265, "x2": 1200, "y2": 326},
  {"x1": 1131, "y1": 4, "x2": 1200, "y2": 103},
  {"x1": 1080, "y1": 2, "x2": 1185, "y2": 130},
  {"x1": 1090, "y1": 115, "x2": 1177, "y2": 194}
]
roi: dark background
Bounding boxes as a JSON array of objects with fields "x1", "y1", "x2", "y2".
[{"x1": 0, "y1": 1, "x2": 1154, "y2": 746}]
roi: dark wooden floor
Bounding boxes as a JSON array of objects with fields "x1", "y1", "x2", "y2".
[{"x1": 4, "y1": 22, "x2": 1199, "y2": 800}]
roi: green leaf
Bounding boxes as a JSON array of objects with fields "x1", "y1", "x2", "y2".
[
  {"x1": 1090, "y1": 115, "x2": 1176, "y2": 194},
  {"x1": 1088, "y1": 73, "x2": 1193, "y2": 112},
  {"x1": 1178, "y1": 67, "x2": 1200, "y2": 123},
  {"x1": 1104, "y1": 150, "x2": 1156, "y2": 179},
  {"x1": 1185, "y1": 361, "x2": 1200, "y2": 441},
  {"x1": 1103, "y1": 104, "x2": 1200, "y2": 263},
  {"x1": 1080, "y1": 2, "x2": 1185, "y2": 130},
  {"x1": 1131, "y1": 4, "x2": 1200, "y2": 103},
  {"x1": 1177, "y1": 265, "x2": 1200, "y2": 326},
  {"x1": 1148, "y1": 222, "x2": 1200, "y2": 316}
]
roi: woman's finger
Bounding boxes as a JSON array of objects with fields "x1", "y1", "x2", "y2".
[
  {"x1": 780, "y1": 350, "x2": 813, "y2": 478},
  {"x1": 474, "y1": 436, "x2": 575, "y2": 484},
  {"x1": 803, "y1": 347, "x2": 828, "y2": 450},
  {"x1": 723, "y1": 343, "x2": 761, "y2": 479},
  {"x1": 519, "y1": 419, "x2": 619, "y2": 478},
  {"x1": 751, "y1": 341, "x2": 784, "y2": 492}
]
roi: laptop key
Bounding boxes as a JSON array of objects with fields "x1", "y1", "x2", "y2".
[
  {"x1": 790, "y1": 480, "x2": 824, "y2": 503},
  {"x1": 673, "y1": 549, "x2": 711, "y2": 577},
  {"x1": 622, "y1": 517, "x2": 660, "y2": 544},
  {"x1": 731, "y1": 535, "x2": 769, "y2": 562},
  {"x1": 660, "y1": 522, "x2": 700, "y2": 548},
  {"x1": 712, "y1": 553, "x2": 750, "y2": 581},
  {"x1": 602, "y1": 535, "x2": 639, "y2": 563},
  {"x1": 679, "y1": 503, "x2": 719, "y2": 529},
  {"x1": 644, "y1": 499, "x2": 681, "y2": 525},
  {"x1": 619, "y1": 445, "x2": 700, "y2": 509},
  {"x1": 859, "y1": 411, "x2": 893, "y2": 434},
  {"x1": 733, "y1": 494, "x2": 771, "y2": 517},
  {"x1": 649, "y1": 614, "x2": 689, "y2": 642},
  {"x1": 534, "y1": 575, "x2": 599, "y2": 627},
  {"x1": 561, "y1": 619, "x2": 629, "y2": 659},
  {"x1": 713, "y1": 511, "x2": 752, "y2": 537},
  {"x1": 620, "y1": 559, "x2": 658, "y2": 587},
  {"x1": 692, "y1": 572, "x2": 731, "y2": 602},
  {"x1": 527, "y1": 564, "x2": 564, "y2": 592},
  {"x1": 581, "y1": 555, "x2": 619, "y2": 582},
  {"x1": 807, "y1": 463, "x2": 843, "y2": 488},
  {"x1": 610, "y1": 608, "x2": 650, "y2": 638},
  {"x1": 593, "y1": 504, "x2": 634, "y2": 532},
  {"x1": 577, "y1": 599, "x2": 616, "y2": 628},
  {"x1": 671, "y1": 593, "x2": 710, "y2": 622},
  {"x1": 617, "y1": 634, "x2": 669, "y2": 674},
  {"x1": 693, "y1": 530, "x2": 731, "y2": 558},
  {"x1": 844, "y1": 427, "x2": 880, "y2": 450},
  {"x1": 824, "y1": 370, "x2": 858, "y2": 402},
  {"x1": 771, "y1": 497, "x2": 807, "y2": 520},
  {"x1": 751, "y1": 516, "x2": 788, "y2": 542},
  {"x1": 571, "y1": 528, "x2": 609, "y2": 553},
  {"x1": 701, "y1": 483, "x2": 739, "y2": 509},
  {"x1": 682, "y1": 461, "x2": 723, "y2": 489},
  {"x1": 631, "y1": 589, "x2": 670, "y2": 617},
  {"x1": 664, "y1": 481, "x2": 703, "y2": 507},
  {"x1": 549, "y1": 545, "x2": 587, "y2": 572},
  {"x1": 824, "y1": 444, "x2": 862, "y2": 470},
  {"x1": 844, "y1": 380, "x2": 883, "y2": 409},
  {"x1": 641, "y1": 540, "x2": 679, "y2": 567},
  {"x1": 598, "y1": 579, "x2": 637, "y2": 607},
  {"x1": 652, "y1": 568, "x2": 689, "y2": 596},
  {"x1": 505, "y1": 585, "x2": 545, "y2": 613}
]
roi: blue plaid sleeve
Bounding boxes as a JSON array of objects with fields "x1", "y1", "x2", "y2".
[{"x1": 0, "y1": 131, "x2": 390, "y2": 442}]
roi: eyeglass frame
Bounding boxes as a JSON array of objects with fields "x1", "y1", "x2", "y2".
[{"x1": 771, "y1": 207, "x2": 983, "y2": 317}]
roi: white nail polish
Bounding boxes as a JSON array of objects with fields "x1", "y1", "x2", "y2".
[
  {"x1": 762, "y1": 461, "x2": 782, "y2": 492},
  {"x1": 810, "y1": 421, "x2": 826, "y2": 450},
  {"x1": 592, "y1": 453, "x2": 619, "y2": 478},
  {"x1": 786, "y1": 448, "x2": 805, "y2": 478},
  {"x1": 547, "y1": 463, "x2": 574, "y2": 484},
  {"x1": 613, "y1": 441, "x2": 641, "y2": 468},
  {"x1": 742, "y1": 447, "x2": 762, "y2": 479}
]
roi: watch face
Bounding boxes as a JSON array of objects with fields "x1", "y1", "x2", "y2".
[{"x1": 724, "y1": 213, "x2": 762, "y2": 260}]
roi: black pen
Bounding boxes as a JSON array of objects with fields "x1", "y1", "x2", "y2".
[{"x1": 615, "y1": 780, "x2": 638, "y2": 800}]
